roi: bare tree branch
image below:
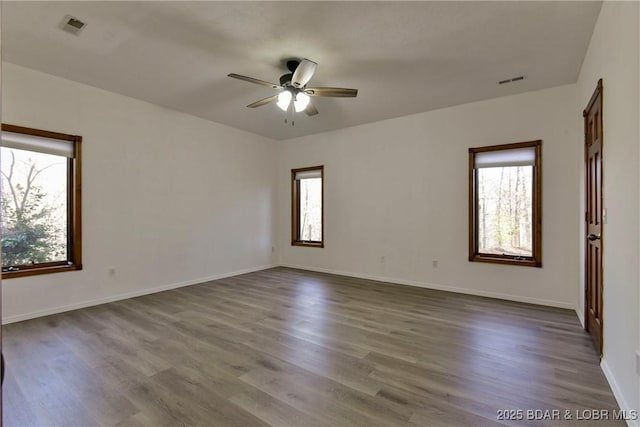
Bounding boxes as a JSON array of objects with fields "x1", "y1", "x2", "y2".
[{"x1": 1, "y1": 151, "x2": 21, "y2": 213}]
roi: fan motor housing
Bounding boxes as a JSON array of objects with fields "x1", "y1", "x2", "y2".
[
  {"x1": 286, "y1": 60, "x2": 300, "y2": 72},
  {"x1": 280, "y1": 73, "x2": 293, "y2": 87}
]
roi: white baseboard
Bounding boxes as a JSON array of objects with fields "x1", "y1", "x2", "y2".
[
  {"x1": 2, "y1": 264, "x2": 277, "y2": 325},
  {"x1": 575, "y1": 306, "x2": 586, "y2": 327},
  {"x1": 601, "y1": 359, "x2": 640, "y2": 427},
  {"x1": 1, "y1": 262, "x2": 576, "y2": 321},
  {"x1": 280, "y1": 263, "x2": 575, "y2": 310}
]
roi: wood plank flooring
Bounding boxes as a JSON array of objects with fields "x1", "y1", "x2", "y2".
[{"x1": 2, "y1": 267, "x2": 624, "y2": 426}]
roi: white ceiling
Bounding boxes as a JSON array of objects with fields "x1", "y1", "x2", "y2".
[{"x1": 2, "y1": 1, "x2": 602, "y2": 140}]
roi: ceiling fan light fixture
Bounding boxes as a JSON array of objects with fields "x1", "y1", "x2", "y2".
[
  {"x1": 276, "y1": 90, "x2": 292, "y2": 111},
  {"x1": 228, "y1": 57, "x2": 358, "y2": 119},
  {"x1": 294, "y1": 92, "x2": 310, "y2": 112}
]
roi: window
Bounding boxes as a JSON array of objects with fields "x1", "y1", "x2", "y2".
[
  {"x1": 291, "y1": 165, "x2": 323, "y2": 247},
  {"x1": 469, "y1": 140, "x2": 541, "y2": 267},
  {"x1": 1, "y1": 124, "x2": 82, "y2": 278}
]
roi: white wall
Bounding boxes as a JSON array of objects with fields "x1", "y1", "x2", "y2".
[
  {"x1": 1, "y1": 62, "x2": 277, "y2": 322},
  {"x1": 575, "y1": 1, "x2": 640, "y2": 420},
  {"x1": 278, "y1": 84, "x2": 582, "y2": 309}
]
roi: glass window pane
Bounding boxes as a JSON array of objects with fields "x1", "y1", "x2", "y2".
[
  {"x1": 477, "y1": 165, "x2": 533, "y2": 257},
  {"x1": 299, "y1": 177, "x2": 322, "y2": 241},
  {"x1": 1, "y1": 147, "x2": 68, "y2": 266}
]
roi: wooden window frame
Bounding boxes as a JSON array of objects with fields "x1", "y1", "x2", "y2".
[
  {"x1": 291, "y1": 165, "x2": 324, "y2": 248},
  {"x1": 1, "y1": 123, "x2": 83, "y2": 279},
  {"x1": 468, "y1": 140, "x2": 542, "y2": 267}
]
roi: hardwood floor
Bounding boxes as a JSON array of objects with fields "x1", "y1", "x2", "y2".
[{"x1": 2, "y1": 267, "x2": 623, "y2": 426}]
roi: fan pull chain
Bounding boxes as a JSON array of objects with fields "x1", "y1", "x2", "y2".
[
  {"x1": 291, "y1": 98, "x2": 294, "y2": 126},
  {"x1": 283, "y1": 98, "x2": 294, "y2": 126}
]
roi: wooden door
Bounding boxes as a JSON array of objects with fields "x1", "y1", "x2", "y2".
[{"x1": 584, "y1": 79, "x2": 603, "y2": 356}]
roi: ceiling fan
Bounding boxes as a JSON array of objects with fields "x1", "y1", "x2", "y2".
[{"x1": 228, "y1": 58, "x2": 358, "y2": 121}]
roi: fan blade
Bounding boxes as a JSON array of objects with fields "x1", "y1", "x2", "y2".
[
  {"x1": 305, "y1": 87, "x2": 358, "y2": 97},
  {"x1": 304, "y1": 101, "x2": 319, "y2": 116},
  {"x1": 291, "y1": 59, "x2": 317, "y2": 88},
  {"x1": 228, "y1": 73, "x2": 281, "y2": 89},
  {"x1": 247, "y1": 94, "x2": 279, "y2": 108}
]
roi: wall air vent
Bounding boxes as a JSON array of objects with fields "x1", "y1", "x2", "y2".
[
  {"x1": 61, "y1": 15, "x2": 87, "y2": 35},
  {"x1": 499, "y1": 75, "x2": 525, "y2": 85}
]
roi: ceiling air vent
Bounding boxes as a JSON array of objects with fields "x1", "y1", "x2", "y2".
[
  {"x1": 499, "y1": 75, "x2": 525, "y2": 85},
  {"x1": 61, "y1": 15, "x2": 87, "y2": 35}
]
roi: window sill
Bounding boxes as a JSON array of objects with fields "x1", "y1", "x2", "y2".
[
  {"x1": 292, "y1": 241, "x2": 324, "y2": 248},
  {"x1": 469, "y1": 255, "x2": 541, "y2": 268},
  {"x1": 2, "y1": 263, "x2": 82, "y2": 279}
]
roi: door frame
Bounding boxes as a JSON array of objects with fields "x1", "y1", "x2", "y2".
[
  {"x1": 1, "y1": 2, "x2": 4, "y2": 420},
  {"x1": 583, "y1": 78, "x2": 604, "y2": 357}
]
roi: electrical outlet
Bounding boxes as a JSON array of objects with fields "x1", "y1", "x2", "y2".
[
  {"x1": 380, "y1": 256, "x2": 386, "y2": 264},
  {"x1": 636, "y1": 350, "x2": 640, "y2": 376},
  {"x1": 108, "y1": 267, "x2": 116, "y2": 277},
  {"x1": 432, "y1": 260, "x2": 438, "y2": 268},
  {"x1": 271, "y1": 246, "x2": 275, "y2": 253}
]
